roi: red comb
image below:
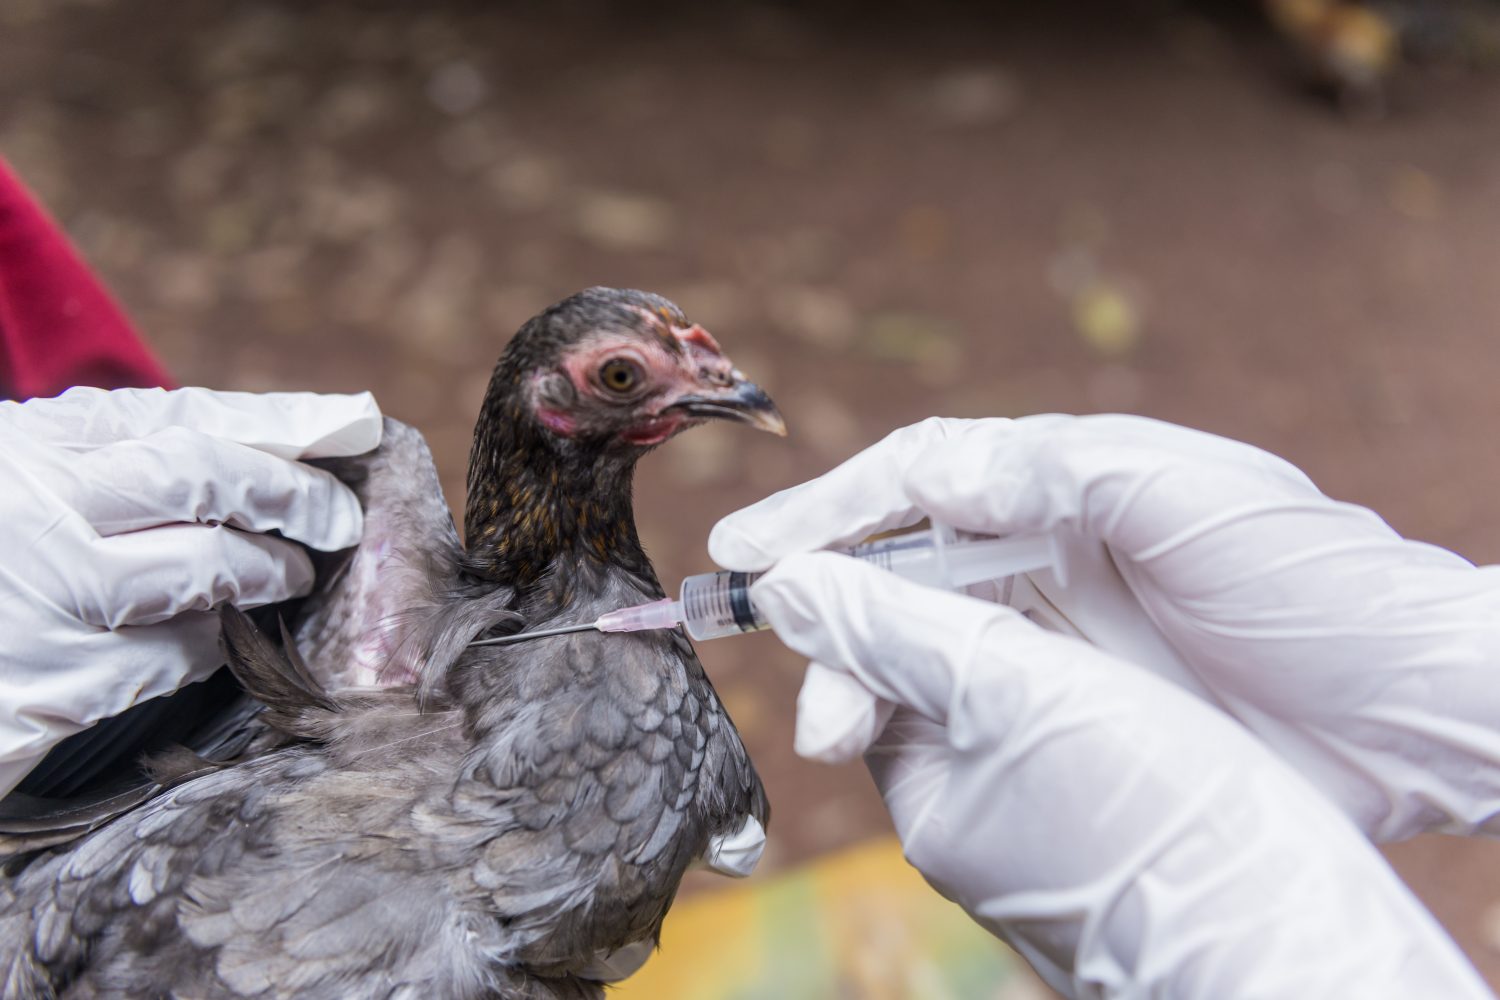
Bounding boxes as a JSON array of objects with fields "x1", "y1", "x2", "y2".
[{"x1": 673, "y1": 323, "x2": 722, "y2": 355}]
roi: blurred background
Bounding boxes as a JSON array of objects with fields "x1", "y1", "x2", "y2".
[{"x1": 5, "y1": 0, "x2": 1500, "y2": 995}]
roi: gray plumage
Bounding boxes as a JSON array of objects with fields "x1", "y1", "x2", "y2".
[{"x1": 1, "y1": 288, "x2": 777, "y2": 999}]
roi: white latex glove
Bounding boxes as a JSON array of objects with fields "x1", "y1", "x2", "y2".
[
  {"x1": 708, "y1": 415, "x2": 1500, "y2": 999},
  {"x1": 0, "y1": 386, "x2": 383, "y2": 798},
  {"x1": 711, "y1": 415, "x2": 1500, "y2": 843},
  {"x1": 747, "y1": 552, "x2": 1495, "y2": 998}
]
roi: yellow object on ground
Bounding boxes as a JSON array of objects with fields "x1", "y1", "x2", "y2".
[{"x1": 615, "y1": 836, "x2": 1030, "y2": 1000}]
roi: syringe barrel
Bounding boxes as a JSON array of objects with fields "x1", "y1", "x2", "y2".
[
  {"x1": 679, "y1": 570, "x2": 768, "y2": 641},
  {"x1": 676, "y1": 535, "x2": 927, "y2": 640},
  {"x1": 677, "y1": 528, "x2": 1058, "y2": 642}
]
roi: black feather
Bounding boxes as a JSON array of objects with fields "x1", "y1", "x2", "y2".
[{"x1": 218, "y1": 607, "x2": 336, "y2": 741}]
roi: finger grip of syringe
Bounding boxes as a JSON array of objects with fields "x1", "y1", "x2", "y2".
[
  {"x1": 846, "y1": 531, "x2": 1061, "y2": 590},
  {"x1": 940, "y1": 533, "x2": 1065, "y2": 588}
]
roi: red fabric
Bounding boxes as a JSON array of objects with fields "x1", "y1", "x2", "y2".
[{"x1": 0, "y1": 158, "x2": 172, "y2": 400}]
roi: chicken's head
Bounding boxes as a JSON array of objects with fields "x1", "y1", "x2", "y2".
[{"x1": 497, "y1": 287, "x2": 784, "y2": 455}]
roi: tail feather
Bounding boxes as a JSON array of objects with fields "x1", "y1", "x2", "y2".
[{"x1": 218, "y1": 607, "x2": 337, "y2": 739}]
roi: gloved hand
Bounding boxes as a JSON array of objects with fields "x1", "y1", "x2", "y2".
[
  {"x1": 709, "y1": 414, "x2": 1500, "y2": 999},
  {"x1": 739, "y1": 553, "x2": 1493, "y2": 998},
  {"x1": 0, "y1": 386, "x2": 382, "y2": 798},
  {"x1": 711, "y1": 415, "x2": 1500, "y2": 843}
]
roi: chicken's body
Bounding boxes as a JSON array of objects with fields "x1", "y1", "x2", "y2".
[{"x1": 0, "y1": 288, "x2": 775, "y2": 998}]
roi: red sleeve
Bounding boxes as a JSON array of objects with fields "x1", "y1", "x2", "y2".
[{"x1": 0, "y1": 158, "x2": 172, "y2": 401}]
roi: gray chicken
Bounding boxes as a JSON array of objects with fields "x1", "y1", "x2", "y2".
[{"x1": 0, "y1": 287, "x2": 779, "y2": 999}]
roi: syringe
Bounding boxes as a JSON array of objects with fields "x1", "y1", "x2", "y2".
[{"x1": 469, "y1": 527, "x2": 1064, "y2": 647}]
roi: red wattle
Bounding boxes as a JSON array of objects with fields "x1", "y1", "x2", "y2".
[{"x1": 621, "y1": 413, "x2": 685, "y2": 446}]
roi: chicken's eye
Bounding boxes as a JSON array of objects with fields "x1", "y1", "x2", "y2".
[{"x1": 599, "y1": 359, "x2": 642, "y2": 394}]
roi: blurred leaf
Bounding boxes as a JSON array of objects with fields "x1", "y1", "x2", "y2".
[
  {"x1": 393, "y1": 234, "x2": 486, "y2": 357},
  {"x1": 771, "y1": 286, "x2": 857, "y2": 349},
  {"x1": 574, "y1": 191, "x2": 674, "y2": 251},
  {"x1": 1047, "y1": 247, "x2": 1097, "y2": 297},
  {"x1": 201, "y1": 204, "x2": 259, "y2": 256},
  {"x1": 488, "y1": 157, "x2": 561, "y2": 212},
  {"x1": 149, "y1": 253, "x2": 218, "y2": 309},
  {"x1": 861, "y1": 312, "x2": 962, "y2": 384},
  {"x1": 1072, "y1": 280, "x2": 1142, "y2": 358}
]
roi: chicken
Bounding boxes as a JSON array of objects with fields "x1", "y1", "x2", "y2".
[{"x1": 0, "y1": 287, "x2": 780, "y2": 999}]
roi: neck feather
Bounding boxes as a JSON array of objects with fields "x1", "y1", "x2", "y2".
[{"x1": 462, "y1": 381, "x2": 653, "y2": 596}]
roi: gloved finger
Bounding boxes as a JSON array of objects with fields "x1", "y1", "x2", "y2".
[
  {"x1": 794, "y1": 661, "x2": 896, "y2": 764},
  {"x1": 708, "y1": 417, "x2": 973, "y2": 570},
  {"x1": 3, "y1": 386, "x2": 382, "y2": 458},
  {"x1": 877, "y1": 630, "x2": 1499, "y2": 1000},
  {"x1": 0, "y1": 611, "x2": 224, "y2": 799},
  {"x1": 751, "y1": 551, "x2": 1015, "y2": 728},
  {"x1": 58, "y1": 524, "x2": 316, "y2": 628},
  {"x1": 901, "y1": 414, "x2": 1326, "y2": 552},
  {"x1": 35, "y1": 425, "x2": 365, "y2": 549}
]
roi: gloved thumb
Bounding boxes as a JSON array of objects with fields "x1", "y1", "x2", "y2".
[{"x1": 752, "y1": 551, "x2": 1010, "y2": 742}]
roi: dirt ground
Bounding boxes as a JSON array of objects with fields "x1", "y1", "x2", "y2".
[{"x1": 6, "y1": 0, "x2": 1500, "y2": 991}]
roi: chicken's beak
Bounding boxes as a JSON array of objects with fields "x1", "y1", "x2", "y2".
[
  {"x1": 664, "y1": 322, "x2": 787, "y2": 436},
  {"x1": 668, "y1": 379, "x2": 787, "y2": 436}
]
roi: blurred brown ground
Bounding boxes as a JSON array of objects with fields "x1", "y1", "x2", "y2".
[{"x1": 5, "y1": 0, "x2": 1500, "y2": 992}]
